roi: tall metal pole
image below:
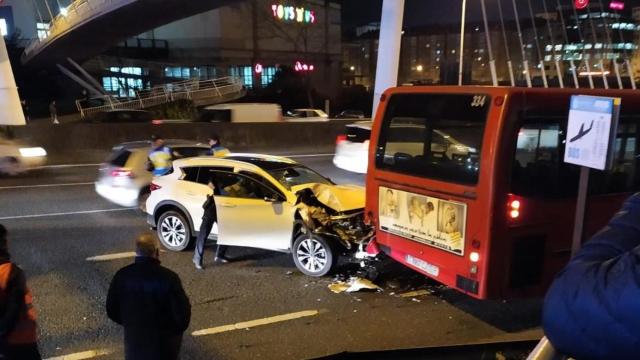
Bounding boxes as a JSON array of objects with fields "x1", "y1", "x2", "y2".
[
  {"x1": 372, "y1": 0, "x2": 405, "y2": 118},
  {"x1": 597, "y1": 0, "x2": 622, "y2": 89},
  {"x1": 541, "y1": 0, "x2": 564, "y2": 88},
  {"x1": 31, "y1": 0, "x2": 44, "y2": 25},
  {"x1": 43, "y1": 0, "x2": 55, "y2": 21},
  {"x1": 570, "y1": 0, "x2": 594, "y2": 89},
  {"x1": 611, "y1": 7, "x2": 636, "y2": 89},
  {"x1": 527, "y1": 0, "x2": 548, "y2": 87},
  {"x1": 557, "y1": 0, "x2": 580, "y2": 88},
  {"x1": 480, "y1": 0, "x2": 498, "y2": 86},
  {"x1": 497, "y1": 0, "x2": 515, "y2": 86},
  {"x1": 586, "y1": 10, "x2": 608, "y2": 89},
  {"x1": 512, "y1": 0, "x2": 532, "y2": 87},
  {"x1": 458, "y1": 0, "x2": 467, "y2": 86}
]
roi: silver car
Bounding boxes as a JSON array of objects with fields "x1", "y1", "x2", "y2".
[{"x1": 95, "y1": 140, "x2": 211, "y2": 209}]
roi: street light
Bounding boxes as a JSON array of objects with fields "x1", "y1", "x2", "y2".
[
  {"x1": 416, "y1": 65, "x2": 423, "y2": 72},
  {"x1": 350, "y1": 66, "x2": 355, "y2": 71}
]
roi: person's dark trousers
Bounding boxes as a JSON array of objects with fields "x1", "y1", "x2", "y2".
[
  {"x1": 193, "y1": 217, "x2": 215, "y2": 266},
  {"x1": 216, "y1": 245, "x2": 227, "y2": 260},
  {"x1": 5, "y1": 343, "x2": 41, "y2": 360}
]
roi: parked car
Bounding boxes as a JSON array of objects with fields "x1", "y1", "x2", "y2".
[
  {"x1": 333, "y1": 121, "x2": 372, "y2": 174},
  {"x1": 285, "y1": 109, "x2": 329, "y2": 122},
  {"x1": 199, "y1": 103, "x2": 283, "y2": 122},
  {"x1": 86, "y1": 109, "x2": 155, "y2": 123},
  {"x1": 337, "y1": 110, "x2": 365, "y2": 119},
  {"x1": 95, "y1": 140, "x2": 211, "y2": 209},
  {"x1": 146, "y1": 154, "x2": 373, "y2": 276},
  {"x1": 0, "y1": 137, "x2": 47, "y2": 175}
]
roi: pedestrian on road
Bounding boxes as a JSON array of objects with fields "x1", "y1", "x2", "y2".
[
  {"x1": 208, "y1": 134, "x2": 230, "y2": 158},
  {"x1": 147, "y1": 135, "x2": 173, "y2": 176},
  {"x1": 0, "y1": 224, "x2": 41, "y2": 360},
  {"x1": 106, "y1": 233, "x2": 191, "y2": 360},
  {"x1": 48, "y1": 101, "x2": 59, "y2": 124},
  {"x1": 193, "y1": 181, "x2": 229, "y2": 270}
]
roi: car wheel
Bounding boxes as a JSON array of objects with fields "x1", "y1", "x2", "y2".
[
  {"x1": 156, "y1": 210, "x2": 192, "y2": 251},
  {"x1": 138, "y1": 187, "x2": 151, "y2": 213},
  {"x1": 0, "y1": 157, "x2": 20, "y2": 176},
  {"x1": 292, "y1": 233, "x2": 336, "y2": 277}
]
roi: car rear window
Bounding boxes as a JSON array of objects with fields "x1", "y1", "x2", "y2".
[
  {"x1": 108, "y1": 150, "x2": 131, "y2": 167},
  {"x1": 172, "y1": 147, "x2": 210, "y2": 159},
  {"x1": 346, "y1": 125, "x2": 370, "y2": 143},
  {"x1": 375, "y1": 93, "x2": 489, "y2": 185}
]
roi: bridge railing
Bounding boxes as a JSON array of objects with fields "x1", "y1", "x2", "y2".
[
  {"x1": 76, "y1": 76, "x2": 245, "y2": 119},
  {"x1": 23, "y1": 0, "x2": 136, "y2": 60}
]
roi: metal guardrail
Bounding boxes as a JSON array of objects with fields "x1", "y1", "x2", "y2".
[
  {"x1": 76, "y1": 76, "x2": 245, "y2": 118},
  {"x1": 23, "y1": 0, "x2": 136, "y2": 61}
]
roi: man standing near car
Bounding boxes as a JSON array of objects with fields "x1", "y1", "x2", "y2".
[
  {"x1": 148, "y1": 135, "x2": 173, "y2": 176},
  {"x1": 0, "y1": 224, "x2": 41, "y2": 360},
  {"x1": 208, "y1": 134, "x2": 230, "y2": 158},
  {"x1": 193, "y1": 181, "x2": 229, "y2": 270},
  {"x1": 107, "y1": 233, "x2": 190, "y2": 360}
]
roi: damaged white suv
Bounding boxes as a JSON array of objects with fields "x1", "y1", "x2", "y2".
[{"x1": 145, "y1": 154, "x2": 373, "y2": 276}]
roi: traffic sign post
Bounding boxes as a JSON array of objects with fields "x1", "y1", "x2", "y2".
[{"x1": 564, "y1": 95, "x2": 621, "y2": 256}]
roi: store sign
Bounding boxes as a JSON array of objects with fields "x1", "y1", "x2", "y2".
[
  {"x1": 609, "y1": 1, "x2": 624, "y2": 10},
  {"x1": 271, "y1": 4, "x2": 315, "y2": 24},
  {"x1": 574, "y1": 0, "x2": 589, "y2": 9},
  {"x1": 294, "y1": 61, "x2": 314, "y2": 71}
]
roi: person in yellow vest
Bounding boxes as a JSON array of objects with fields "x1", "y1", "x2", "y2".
[
  {"x1": 147, "y1": 135, "x2": 173, "y2": 176},
  {"x1": 208, "y1": 134, "x2": 230, "y2": 157},
  {"x1": 0, "y1": 224, "x2": 40, "y2": 360}
]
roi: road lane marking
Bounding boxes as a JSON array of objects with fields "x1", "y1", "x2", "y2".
[
  {"x1": 0, "y1": 182, "x2": 94, "y2": 190},
  {"x1": 86, "y1": 250, "x2": 166, "y2": 262},
  {"x1": 45, "y1": 348, "x2": 113, "y2": 360},
  {"x1": 34, "y1": 164, "x2": 100, "y2": 169},
  {"x1": 192, "y1": 309, "x2": 320, "y2": 336},
  {"x1": 0, "y1": 208, "x2": 135, "y2": 220}
]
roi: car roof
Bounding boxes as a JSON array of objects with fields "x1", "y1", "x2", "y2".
[
  {"x1": 173, "y1": 153, "x2": 300, "y2": 171},
  {"x1": 113, "y1": 139, "x2": 209, "y2": 150}
]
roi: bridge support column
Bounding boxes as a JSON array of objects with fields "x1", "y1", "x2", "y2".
[
  {"x1": 372, "y1": 0, "x2": 405, "y2": 119},
  {"x1": 0, "y1": 35, "x2": 25, "y2": 125}
]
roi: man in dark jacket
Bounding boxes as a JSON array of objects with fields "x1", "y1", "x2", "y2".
[
  {"x1": 0, "y1": 224, "x2": 41, "y2": 360},
  {"x1": 192, "y1": 181, "x2": 228, "y2": 270},
  {"x1": 107, "y1": 233, "x2": 191, "y2": 360},
  {"x1": 543, "y1": 193, "x2": 640, "y2": 359}
]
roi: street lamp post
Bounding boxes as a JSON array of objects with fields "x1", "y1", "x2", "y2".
[{"x1": 458, "y1": 0, "x2": 467, "y2": 86}]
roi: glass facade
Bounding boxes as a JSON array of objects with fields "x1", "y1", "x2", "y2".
[{"x1": 102, "y1": 67, "x2": 148, "y2": 98}]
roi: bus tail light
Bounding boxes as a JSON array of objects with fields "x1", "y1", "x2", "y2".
[
  {"x1": 508, "y1": 198, "x2": 522, "y2": 220},
  {"x1": 150, "y1": 182, "x2": 162, "y2": 192},
  {"x1": 336, "y1": 135, "x2": 347, "y2": 145},
  {"x1": 470, "y1": 252, "x2": 480, "y2": 263}
]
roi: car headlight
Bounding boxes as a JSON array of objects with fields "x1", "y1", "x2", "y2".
[{"x1": 19, "y1": 147, "x2": 47, "y2": 157}]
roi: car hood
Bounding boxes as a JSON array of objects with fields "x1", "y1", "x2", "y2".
[{"x1": 291, "y1": 183, "x2": 365, "y2": 212}]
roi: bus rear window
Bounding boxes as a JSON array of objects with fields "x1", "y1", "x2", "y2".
[{"x1": 375, "y1": 93, "x2": 489, "y2": 185}]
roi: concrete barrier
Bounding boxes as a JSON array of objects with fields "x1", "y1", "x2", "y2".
[{"x1": 7, "y1": 121, "x2": 355, "y2": 165}]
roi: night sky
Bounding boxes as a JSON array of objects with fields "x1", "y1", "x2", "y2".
[{"x1": 342, "y1": 0, "x2": 640, "y2": 32}]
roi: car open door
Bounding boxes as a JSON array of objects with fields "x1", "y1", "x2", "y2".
[{"x1": 215, "y1": 172, "x2": 295, "y2": 252}]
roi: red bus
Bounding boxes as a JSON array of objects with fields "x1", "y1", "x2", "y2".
[{"x1": 365, "y1": 86, "x2": 640, "y2": 299}]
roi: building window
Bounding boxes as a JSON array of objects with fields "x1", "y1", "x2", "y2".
[
  {"x1": 230, "y1": 66, "x2": 253, "y2": 88},
  {"x1": 164, "y1": 67, "x2": 192, "y2": 80},
  {"x1": 103, "y1": 67, "x2": 147, "y2": 98},
  {"x1": 261, "y1": 67, "x2": 277, "y2": 86},
  {"x1": 37, "y1": 22, "x2": 50, "y2": 40}
]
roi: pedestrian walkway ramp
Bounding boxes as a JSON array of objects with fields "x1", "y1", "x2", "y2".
[{"x1": 76, "y1": 76, "x2": 246, "y2": 119}]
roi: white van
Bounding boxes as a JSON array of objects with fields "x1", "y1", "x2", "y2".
[{"x1": 200, "y1": 103, "x2": 283, "y2": 123}]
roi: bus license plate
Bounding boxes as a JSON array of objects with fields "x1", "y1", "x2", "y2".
[{"x1": 406, "y1": 255, "x2": 439, "y2": 277}]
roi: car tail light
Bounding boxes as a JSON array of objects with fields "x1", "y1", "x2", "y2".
[
  {"x1": 336, "y1": 134, "x2": 347, "y2": 145},
  {"x1": 111, "y1": 169, "x2": 133, "y2": 178},
  {"x1": 152, "y1": 120, "x2": 163, "y2": 125},
  {"x1": 150, "y1": 182, "x2": 162, "y2": 192},
  {"x1": 508, "y1": 197, "x2": 522, "y2": 220}
]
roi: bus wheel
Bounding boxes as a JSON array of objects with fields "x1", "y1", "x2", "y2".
[{"x1": 292, "y1": 233, "x2": 336, "y2": 277}]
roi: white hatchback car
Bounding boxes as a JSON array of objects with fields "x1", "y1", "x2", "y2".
[
  {"x1": 0, "y1": 137, "x2": 47, "y2": 175},
  {"x1": 146, "y1": 154, "x2": 371, "y2": 276}
]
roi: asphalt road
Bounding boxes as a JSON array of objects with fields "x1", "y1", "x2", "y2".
[{"x1": 0, "y1": 155, "x2": 542, "y2": 360}]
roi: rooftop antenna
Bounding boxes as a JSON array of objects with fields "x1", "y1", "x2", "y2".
[
  {"x1": 586, "y1": 5, "x2": 609, "y2": 88},
  {"x1": 527, "y1": 0, "x2": 549, "y2": 87},
  {"x1": 569, "y1": 0, "x2": 595, "y2": 88},
  {"x1": 480, "y1": 0, "x2": 498, "y2": 86},
  {"x1": 597, "y1": 0, "x2": 623, "y2": 89},
  {"x1": 541, "y1": 0, "x2": 564, "y2": 88},
  {"x1": 497, "y1": 0, "x2": 515, "y2": 86},
  {"x1": 511, "y1": 0, "x2": 532, "y2": 87},
  {"x1": 556, "y1": 0, "x2": 580, "y2": 87}
]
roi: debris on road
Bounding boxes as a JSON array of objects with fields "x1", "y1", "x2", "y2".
[
  {"x1": 411, "y1": 298, "x2": 421, "y2": 303},
  {"x1": 328, "y1": 277, "x2": 381, "y2": 293},
  {"x1": 399, "y1": 289, "x2": 431, "y2": 298}
]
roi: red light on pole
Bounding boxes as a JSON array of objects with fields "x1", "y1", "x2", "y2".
[
  {"x1": 575, "y1": 0, "x2": 589, "y2": 9},
  {"x1": 609, "y1": 1, "x2": 624, "y2": 10},
  {"x1": 254, "y1": 63, "x2": 263, "y2": 74}
]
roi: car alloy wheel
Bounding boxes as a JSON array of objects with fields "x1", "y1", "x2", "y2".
[
  {"x1": 292, "y1": 233, "x2": 335, "y2": 277},
  {"x1": 156, "y1": 210, "x2": 192, "y2": 251}
]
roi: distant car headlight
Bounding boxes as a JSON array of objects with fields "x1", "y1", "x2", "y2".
[{"x1": 19, "y1": 147, "x2": 47, "y2": 157}]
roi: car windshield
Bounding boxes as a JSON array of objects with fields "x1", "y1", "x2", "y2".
[{"x1": 267, "y1": 165, "x2": 332, "y2": 190}]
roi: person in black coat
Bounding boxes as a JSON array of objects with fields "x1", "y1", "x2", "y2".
[
  {"x1": 192, "y1": 181, "x2": 228, "y2": 270},
  {"x1": 106, "y1": 233, "x2": 191, "y2": 360}
]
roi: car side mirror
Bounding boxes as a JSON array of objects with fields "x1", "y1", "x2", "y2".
[{"x1": 264, "y1": 194, "x2": 284, "y2": 203}]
